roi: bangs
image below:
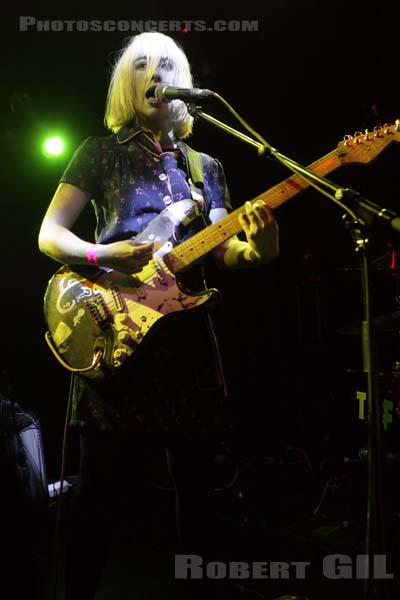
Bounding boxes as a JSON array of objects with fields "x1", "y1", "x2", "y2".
[{"x1": 130, "y1": 33, "x2": 193, "y2": 89}]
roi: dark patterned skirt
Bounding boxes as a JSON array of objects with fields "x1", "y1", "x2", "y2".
[{"x1": 70, "y1": 310, "x2": 236, "y2": 436}]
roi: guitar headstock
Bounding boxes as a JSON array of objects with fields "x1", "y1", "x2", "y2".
[{"x1": 336, "y1": 120, "x2": 400, "y2": 164}]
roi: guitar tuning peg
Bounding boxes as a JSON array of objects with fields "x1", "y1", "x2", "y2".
[
  {"x1": 343, "y1": 134, "x2": 353, "y2": 146},
  {"x1": 395, "y1": 119, "x2": 400, "y2": 131},
  {"x1": 383, "y1": 123, "x2": 394, "y2": 135},
  {"x1": 354, "y1": 131, "x2": 363, "y2": 143},
  {"x1": 364, "y1": 129, "x2": 373, "y2": 141}
]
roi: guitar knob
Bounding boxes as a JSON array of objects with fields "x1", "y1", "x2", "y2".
[
  {"x1": 112, "y1": 348, "x2": 128, "y2": 366},
  {"x1": 115, "y1": 313, "x2": 129, "y2": 325},
  {"x1": 117, "y1": 330, "x2": 130, "y2": 342}
]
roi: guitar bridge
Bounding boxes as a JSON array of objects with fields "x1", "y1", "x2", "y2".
[{"x1": 86, "y1": 295, "x2": 113, "y2": 329}]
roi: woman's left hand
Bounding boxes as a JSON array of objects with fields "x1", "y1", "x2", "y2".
[{"x1": 239, "y1": 201, "x2": 279, "y2": 263}]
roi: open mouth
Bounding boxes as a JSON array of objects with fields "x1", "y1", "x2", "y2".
[
  {"x1": 146, "y1": 84, "x2": 157, "y2": 100},
  {"x1": 147, "y1": 97, "x2": 162, "y2": 106},
  {"x1": 146, "y1": 85, "x2": 161, "y2": 104}
]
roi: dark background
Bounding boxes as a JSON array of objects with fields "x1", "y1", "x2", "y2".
[{"x1": 2, "y1": 2, "x2": 400, "y2": 475}]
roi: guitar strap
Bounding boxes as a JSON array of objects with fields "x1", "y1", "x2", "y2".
[
  {"x1": 182, "y1": 142, "x2": 204, "y2": 186},
  {"x1": 182, "y1": 142, "x2": 207, "y2": 213}
]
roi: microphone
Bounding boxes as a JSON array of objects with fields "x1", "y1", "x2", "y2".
[{"x1": 146, "y1": 84, "x2": 215, "y2": 103}]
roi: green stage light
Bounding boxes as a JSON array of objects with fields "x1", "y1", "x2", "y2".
[{"x1": 42, "y1": 136, "x2": 65, "y2": 157}]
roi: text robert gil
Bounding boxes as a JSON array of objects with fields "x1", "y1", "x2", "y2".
[{"x1": 175, "y1": 554, "x2": 394, "y2": 580}]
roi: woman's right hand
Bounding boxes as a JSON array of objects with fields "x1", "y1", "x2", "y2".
[
  {"x1": 39, "y1": 183, "x2": 155, "y2": 272},
  {"x1": 96, "y1": 240, "x2": 154, "y2": 273}
]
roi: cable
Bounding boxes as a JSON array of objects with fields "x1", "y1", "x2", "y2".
[
  {"x1": 283, "y1": 447, "x2": 316, "y2": 480},
  {"x1": 213, "y1": 465, "x2": 239, "y2": 492},
  {"x1": 212, "y1": 92, "x2": 272, "y2": 151},
  {"x1": 52, "y1": 374, "x2": 74, "y2": 600},
  {"x1": 312, "y1": 474, "x2": 336, "y2": 517}
]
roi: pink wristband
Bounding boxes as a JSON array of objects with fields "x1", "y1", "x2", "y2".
[{"x1": 86, "y1": 244, "x2": 98, "y2": 265}]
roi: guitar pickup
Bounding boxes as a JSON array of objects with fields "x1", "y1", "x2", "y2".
[{"x1": 110, "y1": 285, "x2": 124, "y2": 312}]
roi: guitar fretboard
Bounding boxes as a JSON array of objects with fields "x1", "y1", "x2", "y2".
[
  {"x1": 164, "y1": 123, "x2": 399, "y2": 273},
  {"x1": 164, "y1": 149, "x2": 344, "y2": 273}
]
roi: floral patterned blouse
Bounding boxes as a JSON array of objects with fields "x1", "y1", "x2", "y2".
[
  {"x1": 59, "y1": 123, "x2": 235, "y2": 436},
  {"x1": 60, "y1": 123, "x2": 230, "y2": 244}
]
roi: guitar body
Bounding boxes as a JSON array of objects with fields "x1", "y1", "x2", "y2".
[{"x1": 44, "y1": 201, "x2": 218, "y2": 380}]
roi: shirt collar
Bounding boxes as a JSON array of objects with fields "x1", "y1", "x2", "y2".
[
  {"x1": 116, "y1": 123, "x2": 143, "y2": 144},
  {"x1": 116, "y1": 123, "x2": 186, "y2": 159}
]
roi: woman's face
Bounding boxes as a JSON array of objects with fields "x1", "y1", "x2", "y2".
[{"x1": 134, "y1": 55, "x2": 176, "y2": 130}]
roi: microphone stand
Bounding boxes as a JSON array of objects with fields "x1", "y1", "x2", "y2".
[{"x1": 190, "y1": 104, "x2": 396, "y2": 600}]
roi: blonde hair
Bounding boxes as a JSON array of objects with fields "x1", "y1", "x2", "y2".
[{"x1": 104, "y1": 32, "x2": 194, "y2": 139}]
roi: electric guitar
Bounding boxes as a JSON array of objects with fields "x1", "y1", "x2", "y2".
[{"x1": 44, "y1": 122, "x2": 400, "y2": 379}]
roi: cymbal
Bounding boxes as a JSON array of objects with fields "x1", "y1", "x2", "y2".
[{"x1": 337, "y1": 311, "x2": 400, "y2": 335}]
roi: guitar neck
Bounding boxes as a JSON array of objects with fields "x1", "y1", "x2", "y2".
[{"x1": 164, "y1": 148, "x2": 344, "y2": 273}]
